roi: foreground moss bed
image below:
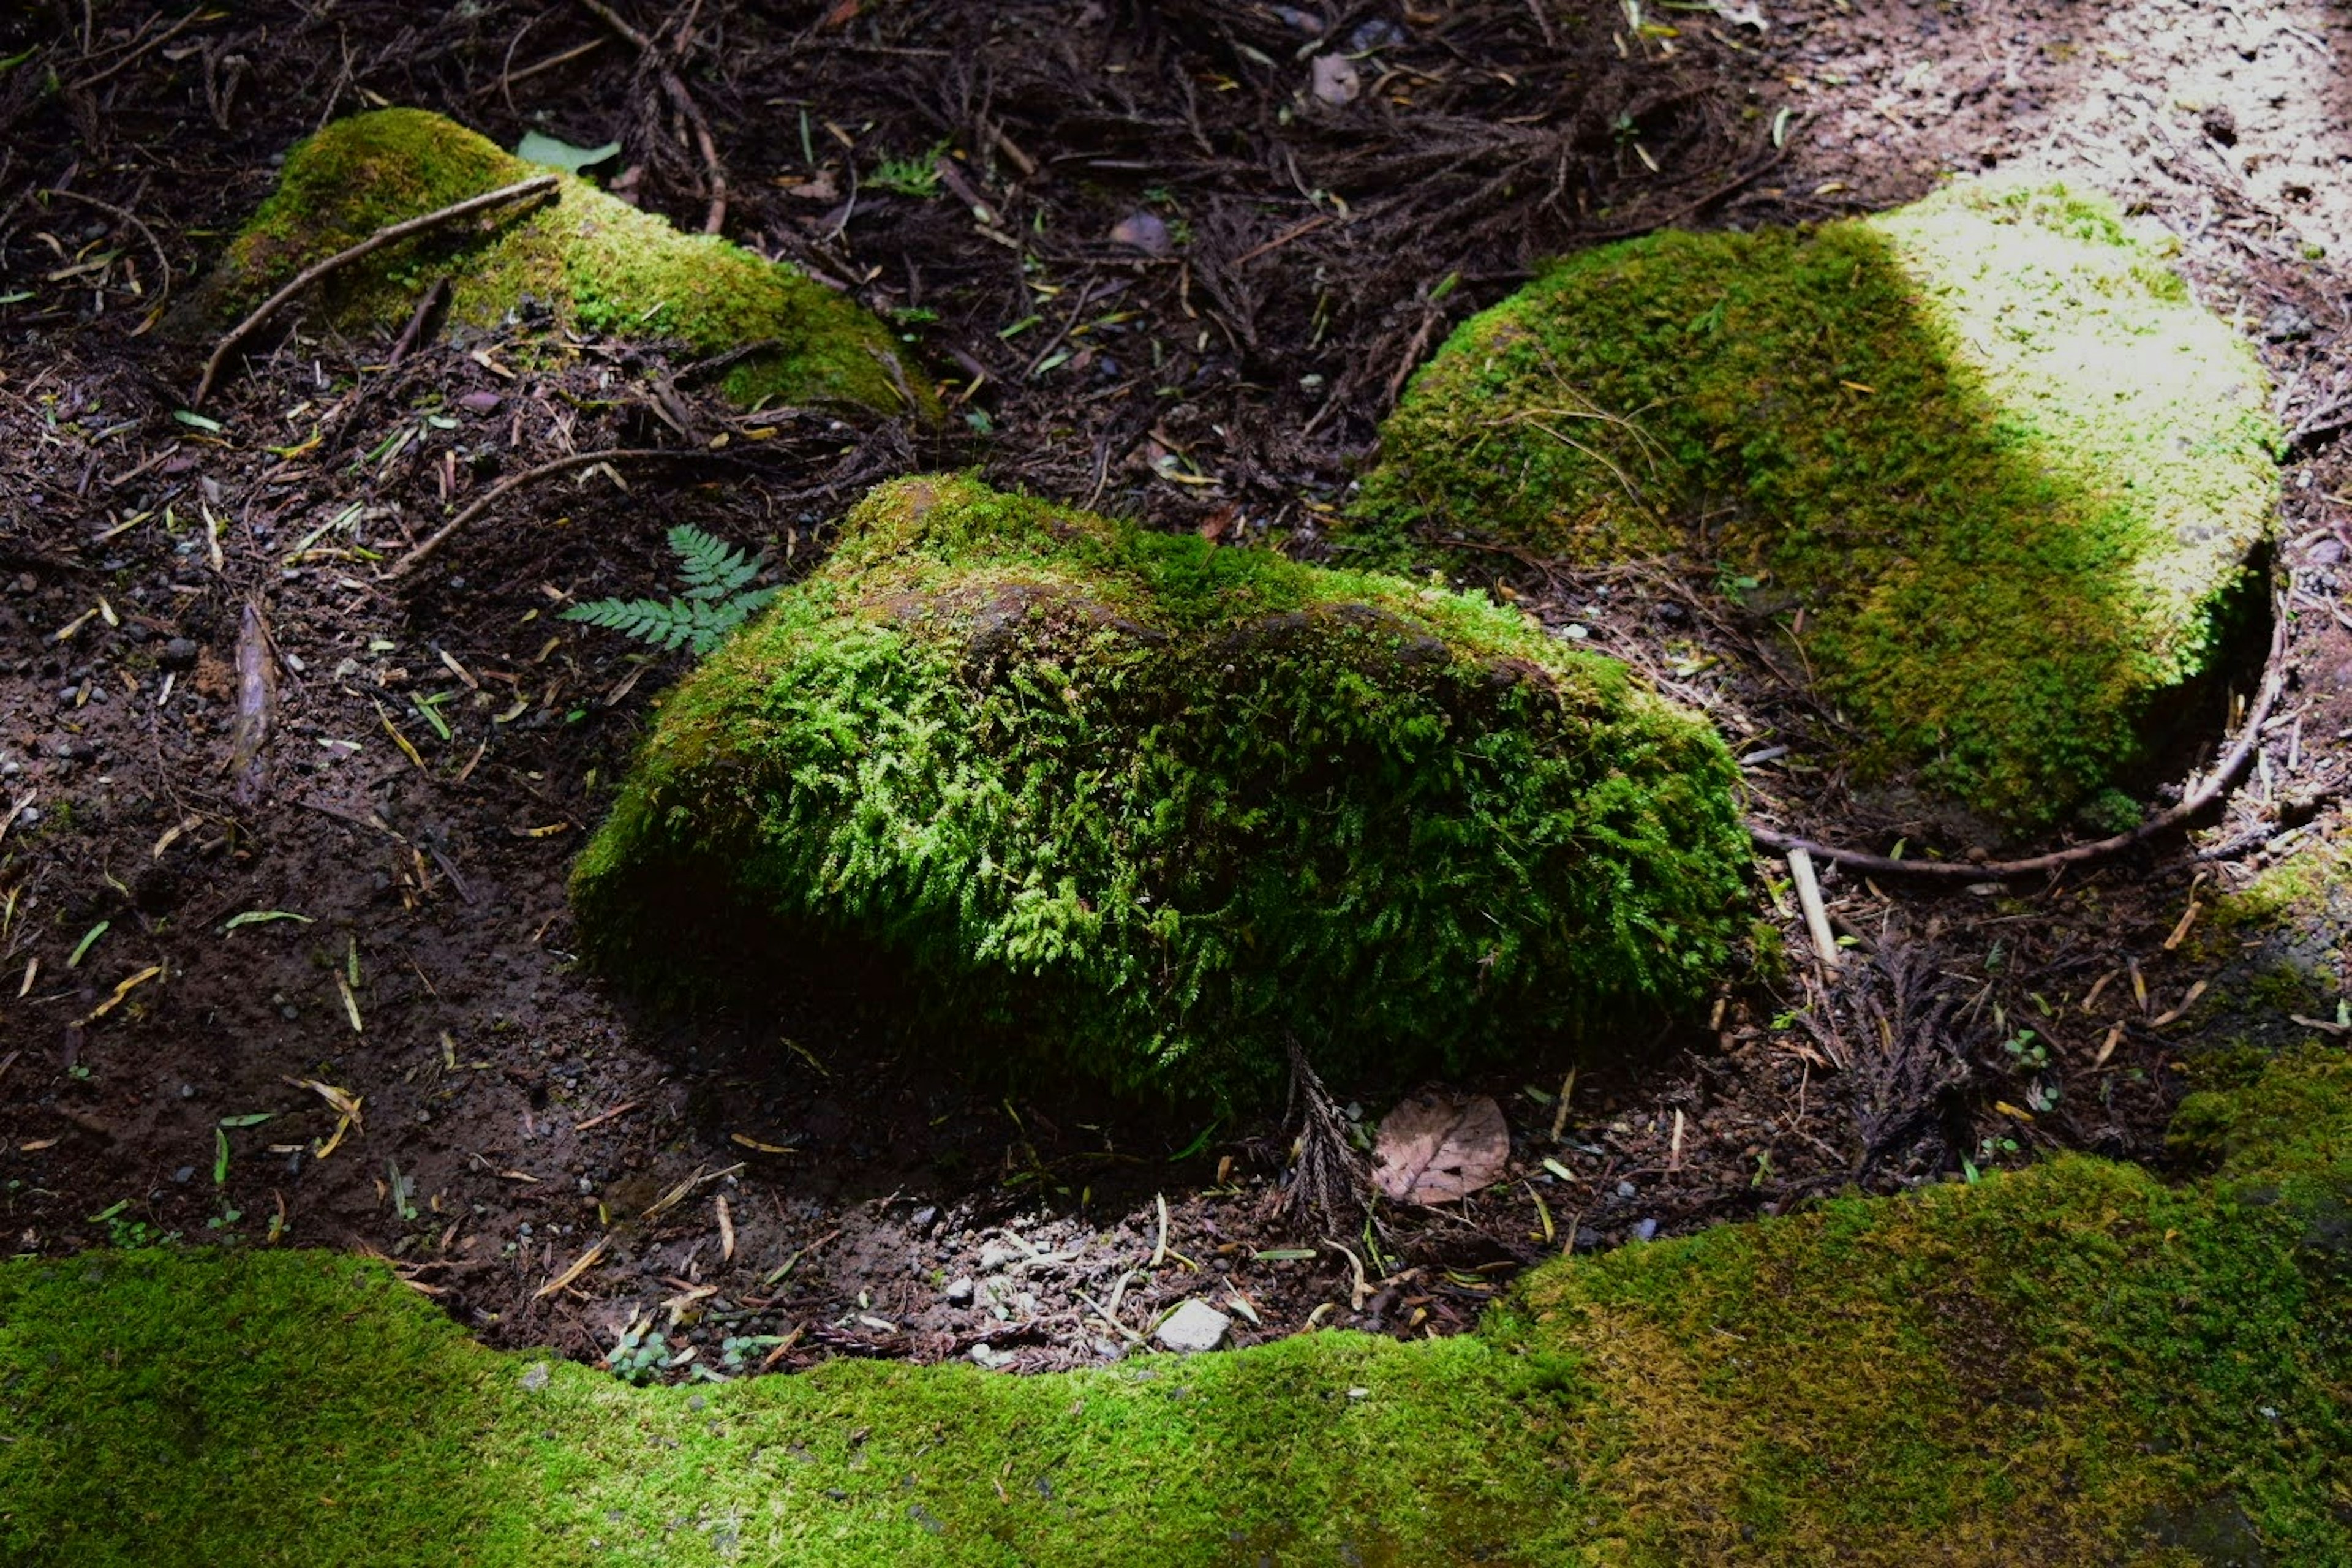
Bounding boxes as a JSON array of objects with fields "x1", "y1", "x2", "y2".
[
  {"x1": 210, "y1": 108, "x2": 923, "y2": 413},
  {"x1": 1352, "y1": 182, "x2": 2280, "y2": 826},
  {"x1": 6, "y1": 1047, "x2": 2348, "y2": 1565},
  {"x1": 569, "y1": 474, "x2": 1751, "y2": 1099}
]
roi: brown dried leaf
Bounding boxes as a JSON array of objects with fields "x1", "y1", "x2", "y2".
[{"x1": 1372, "y1": 1091, "x2": 1509, "y2": 1205}]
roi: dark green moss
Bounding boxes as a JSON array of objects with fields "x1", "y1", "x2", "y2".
[
  {"x1": 1351, "y1": 183, "x2": 2279, "y2": 827},
  {"x1": 212, "y1": 108, "x2": 928, "y2": 415},
  {"x1": 571, "y1": 474, "x2": 1752, "y2": 1101}
]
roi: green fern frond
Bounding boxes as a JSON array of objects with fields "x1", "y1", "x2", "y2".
[
  {"x1": 670, "y1": 524, "x2": 766, "y2": 602},
  {"x1": 564, "y1": 528, "x2": 779, "y2": 654}
]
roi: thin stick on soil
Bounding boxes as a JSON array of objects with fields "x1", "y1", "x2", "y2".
[
  {"x1": 1752, "y1": 592, "x2": 2291, "y2": 883},
  {"x1": 227, "y1": 599, "x2": 276, "y2": 807},
  {"x1": 385, "y1": 448, "x2": 693, "y2": 582},
  {"x1": 191, "y1": 175, "x2": 558, "y2": 407},
  {"x1": 39, "y1": 189, "x2": 171, "y2": 319},
  {"x1": 1786, "y1": 845, "x2": 1840, "y2": 974}
]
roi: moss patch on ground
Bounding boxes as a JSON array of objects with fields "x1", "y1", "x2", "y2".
[
  {"x1": 7, "y1": 1048, "x2": 2349, "y2": 1565},
  {"x1": 209, "y1": 108, "x2": 925, "y2": 413},
  {"x1": 2173, "y1": 815, "x2": 2352, "y2": 1054},
  {"x1": 1350, "y1": 182, "x2": 2280, "y2": 827},
  {"x1": 568, "y1": 473, "x2": 1751, "y2": 1102}
]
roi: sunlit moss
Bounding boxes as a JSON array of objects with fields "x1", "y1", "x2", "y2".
[
  {"x1": 571, "y1": 473, "x2": 1751, "y2": 1102},
  {"x1": 211, "y1": 108, "x2": 928, "y2": 414},
  {"x1": 1351, "y1": 182, "x2": 2280, "y2": 827}
]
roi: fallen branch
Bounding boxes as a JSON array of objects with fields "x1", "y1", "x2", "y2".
[
  {"x1": 1752, "y1": 594, "x2": 2291, "y2": 883},
  {"x1": 385, "y1": 447, "x2": 690, "y2": 582},
  {"x1": 191, "y1": 175, "x2": 559, "y2": 407}
]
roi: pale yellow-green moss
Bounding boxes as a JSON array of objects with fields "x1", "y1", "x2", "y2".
[{"x1": 1352, "y1": 181, "x2": 2281, "y2": 827}]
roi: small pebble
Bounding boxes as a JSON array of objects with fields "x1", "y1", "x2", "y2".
[{"x1": 1154, "y1": 1298, "x2": 1231, "y2": 1354}]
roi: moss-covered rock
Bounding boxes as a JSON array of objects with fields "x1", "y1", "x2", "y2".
[
  {"x1": 9, "y1": 1049, "x2": 2350, "y2": 1564},
  {"x1": 1351, "y1": 182, "x2": 2280, "y2": 827},
  {"x1": 571, "y1": 473, "x2": 1751, "y2": 1099},
  {"x1": 208, "y1": 108, "x2": 927, "y2": 413}
]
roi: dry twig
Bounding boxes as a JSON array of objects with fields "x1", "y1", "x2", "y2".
[
  {"x1": 192, "y1": 175, "x2": 558, "y2": 407},
  {"x1": 39, "y1": 188, "x2": 171, "y2": 320},
  {"x1": 386, "y1": 448, "x2": 693, "y2": 581},
  {"x1": 1278, "y1": 1036, "x2": 1370, "y2": 1227}
]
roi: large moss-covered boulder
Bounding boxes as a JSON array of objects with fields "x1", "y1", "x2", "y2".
[
  {"x1": 571, "y1": 475, "x2": 1751, "y2": 1098},
  {"x1": 1352, "y1": 183, "x2": 2280, "y2": 827},
  {"x1": 207, "y1": 108, "x2": 926, "y2": 413}
]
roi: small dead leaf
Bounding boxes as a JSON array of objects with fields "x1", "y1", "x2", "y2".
[{"x1": 1372, "y1": 1091, "x2": 1509, "y2": 1205}]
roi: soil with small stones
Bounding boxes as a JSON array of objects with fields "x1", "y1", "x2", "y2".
[{"x1": 3, "y1": 0, "x2": 2350, "y2": 1381}]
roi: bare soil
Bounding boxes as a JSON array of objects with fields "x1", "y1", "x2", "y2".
[{"x1": 2, "y1": 0, "x2": 2349, "y2": 1378}]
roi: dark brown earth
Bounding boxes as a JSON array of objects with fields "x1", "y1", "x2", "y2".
[{"x1": 2, "y1": 0, "x2": 2349, "y2": 1379}]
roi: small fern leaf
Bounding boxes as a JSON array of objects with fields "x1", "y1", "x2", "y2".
[{"x1": 670, "y1": 524, "x2": 765, "y2": 601}]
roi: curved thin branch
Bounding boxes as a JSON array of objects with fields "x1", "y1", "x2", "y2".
[
  {"x1": 1750, "y1": 592, "x2": 2292, "y2": 884},
  {"x1": 192, "y1": 174, "x2": 559, "y2": 407},
  {"x1": 385, "y1": 448, "x2": 696, "y2": 582},
  {"x1": 40, "y1": 189, "x2": 172, "y2": 321}
]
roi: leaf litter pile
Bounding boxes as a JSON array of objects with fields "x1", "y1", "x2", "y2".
[{"x1": 4, "y1": 0, "x2": 2352, "y2": 1379}]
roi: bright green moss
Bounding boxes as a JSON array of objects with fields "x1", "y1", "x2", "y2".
[
  {"x1": 1352, "y1": 182, "x2": 2280, "y2": 827},
  {"x1": 571, "y1": 473, "x2": 1752, "y2": 1102},
  {"x1": 7, "y1": 1049, "x2": 2348, "y2": 1564},
  {"x1": 213, "y1": 108, "x2": 929, "y2": 414}
]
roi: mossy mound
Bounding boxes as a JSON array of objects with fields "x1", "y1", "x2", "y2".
[
  {"x1": 570, "y1": 473, "x2": 1751, "y2": 1100},
  {"x1": 7, "y1": 1049, "x2": 2349, "y2": 1564},
  {"x1": 1351, "y1": 182, "x2": 2280, "y2": 827},
  {"x1": 2177, "y1": 815, "x2": 2352, "y2": 1053},
  {"x1": 209, "y1": 108, "x2": 926, "y2": 413}
]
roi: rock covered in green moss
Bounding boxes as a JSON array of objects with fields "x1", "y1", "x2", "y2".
[
  {"x1": 208, "y1": 108, "x2": 926, "y2": 413},
  {"x1": 1517, "y1": 1042, "x2": 2352, "y2": 1561},
  {"x1": 1353, "y1": 181, "x2": 2280, "y2": 827},
  {"x1": 571, "y1": 474, "x2": 1750, "y2": 1098}
]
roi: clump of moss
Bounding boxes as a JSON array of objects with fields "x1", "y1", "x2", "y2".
[
  {"x1": 1352, "y1": 181, "x2": 2280, "y2": 827},
  {"x1": 2183, "y1": 823, "x2": 2352, "y2": 1052},
  {"x1": 571, "y1": 473, "x2": 1751, "y2": 1101},
  {"x1": 210, "y1": 108, "x2": 927, "y2": 413}
]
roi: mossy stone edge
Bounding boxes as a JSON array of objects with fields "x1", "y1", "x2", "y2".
[{"x1": 7, "y1": 1044, "x2": 2348, "y2": 1564}]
